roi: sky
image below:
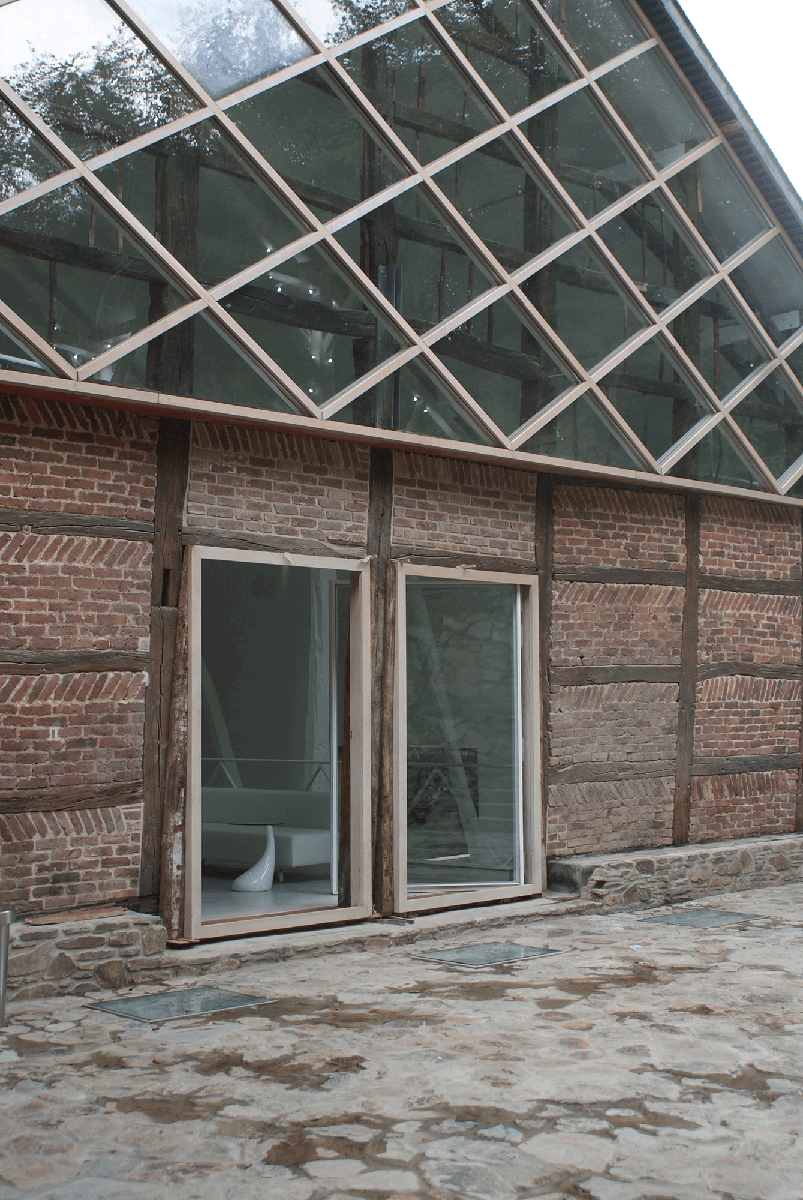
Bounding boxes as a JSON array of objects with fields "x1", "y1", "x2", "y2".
[{"x1": 678, "y1": 0, "x2": 803, "y2": 199}]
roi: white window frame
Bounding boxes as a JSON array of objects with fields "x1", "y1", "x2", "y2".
[
  {"x1": 185, "y1": 545, "x2": 372, "y2": 939},
  {"x1": 393, "y1": 562, "x2": 542, "y2": 914}
]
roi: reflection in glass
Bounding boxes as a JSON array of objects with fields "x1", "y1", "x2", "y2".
[
  {"x1": 670, "y1": 285, "x2": 767, "y2": 400},
  {"x1": 0, "y1": 104, "x2": 65, "y2": 202},
  {"x1": 599, "y1": 337, "x2": 709, "y2": 460},
  {"x1": 598, "y1": 48, "x2": 711, "y2": 169},
  {"x1": 667, "y1": 146, "x2": 770, "y2": 265},
  {"x1": 229, "y1": 64, "x2": 409, "y2": 218},
  {"x1": 335, "y1": 185, "x2": 492, "y2": 332},
  {"x1": 0, "y1": 0, "x2": 198, "y2": 159},
  {"x1": 201, "y1": 560, "x2": 350, "y2": 921},
  {"x1": 0, "y1": 325, "x2": 54, "y2": 376},
  {"x1": 523, "y1": 239, "x2": 645, "y2": 370},
  {"x1": 519, "y1": 393, "x2": 639, "y2": 469},
  {"x1": 545, "y1": 0, "x2": 647, "y2": 70},
  {"x1": 224, "y1": 243, "x2": 401, "y2": 407},
  {"x1": 728, "y1": 238, "x2": 803, "y2": 347},
  {"x1": 127, "y1": 0, "x2": 311, "y2": 99},
  {"x1": 0, "y1": 181, "x2": 190, "y2": 375},
  {"x1": 669, "y1": 421, "x2": 763, "y2": 489},
  {"x1": 335, "y1": 359, "x2": 490, "y2": 442},
  {"x1": 438, "y1": 0, "x2": 577, "y2": 116},
  {"x1": 432, "y1": 295, "x2": 574, "y2": 434},
  {"x1": 95, "y1": 120, "x2": 304, "y2": 286},
  {"x1": 521, "y1": 88, "x2": 645, "y2": 220},
  {"x1": 292, "y1": 0, "x2": 412, "y2": 46},
  {"x1": 434, "y1": 139, "x2": 573, "y2": 268},
  {"x1": 731, "y1": 372, "x2": 803, "y2": 481},
  {"x1": 598, "y1": 194, "x2": 711, "y2": 311},
  {"x1": 88, "y1": 313, "x2": 295, "y2": 412},
  {"x1": 405, "y1": 579, "x2": 520, "y2": 888},
  {"x1": 339, "y1": 21, "x2": 494, "y2": 164}
]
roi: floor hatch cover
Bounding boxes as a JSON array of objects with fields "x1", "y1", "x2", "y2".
[
  {"x1": 413, "y1": 942, "x2": 560, "y2": 967},
  {"x1": 85, "y1": 986, "x2": 267, "y2": 1022},
  {"x1": 643, "y1": 909, "x2": 757, "y2": 928}
]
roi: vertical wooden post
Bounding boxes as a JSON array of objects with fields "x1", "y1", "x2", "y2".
[
  {"x1": 534, "y1": 474, "x2": 554, "y2": 875},
  {"x1": 368, "y1": 447, "x2": 395, "y2": 915},
  {"x1": 797, "y1": 509, "x2": 803, "y2": 832},
  {"x1": 159, "y1": 556, "x2": 189, "y2": 938},
  {"x1": 673, "y1": 493, "x2": 700, "y2": 845},
  {"x1": 139, "y1": 418, "x2": 192, "y2": 912}
]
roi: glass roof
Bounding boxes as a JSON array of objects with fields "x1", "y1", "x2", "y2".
[{"x1": 0, "y1": 0, "x2": 802, "y2": 498}]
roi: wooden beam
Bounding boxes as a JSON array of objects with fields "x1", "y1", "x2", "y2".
[
  {"x1": 0, "y1": 508, "x2": 154, "y2": 541},
  {"x1": 549, "y1": 759, "x2": 675, "y2": 784},
  {"x1": 181, "y1": 526, "x2": 366, "y2": 558},
  {"x1": 159, "y1": 556, "x2": 189, "y2": 939},
  {"x1": 139, "y1": 417, "x2": 192, "y2": 908},
  {"x1": 550, "y1": 664, "x2": 681, "y2": 685},
  {"x1": 553, "y1": 566, "x2": 687, "y2": 586},
  {"x1": 673, "y1": 494, "x2": 700, "y2": 845},
  {"x1": 368, "y1": 446, "x2": 395, "y2": 916},
  {"x1": 699, "y1": 574, "x2": 803, "y2": 596},
  {"x1": 392, "y1": 547, "x2": 535, "y2": 574},
  {"x1": 692, "y1": 753, "x2": 802, "y2": 776},
  {"x1": 697, "y1": 662, "x2": 803, "y2": 681},
  {"x1": 0, "y1": 649, "x2": 149, "y2": 676},
  {"x1": 535, "y1": 473, "x2": 554, "y2": 857},
  {"x1": 0, "y1": 781, "x2": 142, "y2": 815}
]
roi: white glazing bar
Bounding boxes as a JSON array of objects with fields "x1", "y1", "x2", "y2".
[
  {"x1": 586, "y1": 384, "x2": 662, "y2": 473},
  {"x1": 0, "y1": 301, "x2": 77, "y2": 378},
  {"x1": 75, "y1": 298, "x2": 209, "y2": 382},
  {"x1": 508, "y1": 382, "x2": 591, "y2": 449}
]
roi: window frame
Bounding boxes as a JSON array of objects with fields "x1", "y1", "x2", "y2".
[{"x1": 393, "y1": 561, "x2": 542, "y2": 914}]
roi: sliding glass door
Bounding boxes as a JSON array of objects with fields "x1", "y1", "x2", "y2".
[{"x1": 395, "y1": 565, "x2": 540, "y2": 911}]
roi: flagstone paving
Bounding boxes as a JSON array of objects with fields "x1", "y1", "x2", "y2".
[{"x1": 2, "y1": 885, "x2": 803, "y2": 1199}]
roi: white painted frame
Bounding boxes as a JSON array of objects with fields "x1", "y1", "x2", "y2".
[
  {"x1": 186, "y1": 545, "x2": 372, "y2": 939},
  {"x1": 393, "y1": 562, "x2": 541, "y2": 914}
]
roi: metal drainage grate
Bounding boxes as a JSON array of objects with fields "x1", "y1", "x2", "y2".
[
  {"x1": 85, "y1": 986, "x2": 267, "y2": 1022},
  {"x1": 413, "y1": 941, "x2": 560, "y2": 968},
  {"x1": 643, "y1": 908, "x2": 757, "y2": 928}
]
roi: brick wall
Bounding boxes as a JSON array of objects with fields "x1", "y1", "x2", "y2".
[
  {"x1": 700, "y1": 498, "x2": 801, "y2": 580},
  {"x1": 187, "y1": 425, "x2": 370, "y2": 547},
  {"x1": 698, "y1": 591, "x2": 802, "y2": 666},
  {"x1": 549, "y1": 682, "x2": 679, "y2": 770},
  {"x1": 0, "y1": 396, "x2": 156, "y2": 914},
  {"x1": 694, "y1": 676, "x2": 801, "y2": 759},
  {"x1": 689, "y1": 771, "x2": 797, "y2": 842},
  {"x1": 547, "y1": 777, "x2": 675, "y2": 857},
  {"x1": 551, "y1": 582, "x2": 683, "y2": 666},
  {"x1": 553, "y1": 485, "x2": 685, "y2": 569}
]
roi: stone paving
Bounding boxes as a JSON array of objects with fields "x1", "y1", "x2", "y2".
[{"x1": 2, "y1": 885, "x2": 803, "y2": 1200}]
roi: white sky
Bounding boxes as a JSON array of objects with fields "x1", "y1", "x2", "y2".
[{"x1": 678, "y1": 0, "x2": 803, "y2": 200}]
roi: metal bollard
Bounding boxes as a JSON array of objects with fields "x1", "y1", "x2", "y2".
[{"x1": 0, "y1": 908, "x2": 13, "y2": 1028}]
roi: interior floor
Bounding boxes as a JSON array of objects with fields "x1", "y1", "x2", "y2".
[{"x1": 201, "y1": 875, "x2": 338, "y2": 922}]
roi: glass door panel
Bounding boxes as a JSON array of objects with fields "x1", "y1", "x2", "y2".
[{"x1": 405, "y1": 579, "x2": 522, "y2": 890}]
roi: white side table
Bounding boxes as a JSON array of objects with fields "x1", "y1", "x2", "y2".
[{"x1": 229, "y1": 823, "x2": 285, "y2": 892}]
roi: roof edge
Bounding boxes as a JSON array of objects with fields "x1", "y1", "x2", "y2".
[{"x1": 635, "y1": 0, "x2": 803, "y2": 262}]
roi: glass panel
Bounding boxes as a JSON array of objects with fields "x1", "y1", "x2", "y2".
[
  {"x1": 783, "y1": 344, "x2": 803, "y2": 390},
  {"x1": 223, "y1": 243, "x2": 401, "y2": 406},
  {"x1": 0, "y1": 0, "x2": 198, "y2": 160},
  {"x1": 0, "y1": 181, "x2": 190, "y2": 373},
  {"x1": 339, "y1": 21, "x2": 494, "y2": 165},
  {"x1": 95, "y1": 120, "x2": 304, "y2": 286},
  {"x1": 406, "y1": 579, "x2": 520, "y2": 888},
  {"x1": 668, "y1": 421, "x2": 764, "y2": 489},
  {"x1": 520, "y1": 87, "x2": 646, "y2": 220},
  {"x1": 228, "y1": 64, "x2": 410, "y2": 220},
  {"x1": 438, "y1": 0, "x2": 577, "y2": 116},
  {"x1": 598, "y1": 48, "x2": 711, "y2": 170},
  {"x1": 731, "y1": 371, "x2": 803, "y2": 481},
  {"x1": 434, "y1": 138, "x2": 574, "y2": 269},
  {"x1": 201, "y1": 560, "x2": 350, "y2": 921},
  {"x1": 292, "y1": 0, "x2": 413, "y2": 46},
  {"x1": 598, "y1": 336, "x2": 709, "y2": 460},
  {"x1": 728, "y1": 239, "x2": 803, "y2": 347},
  {"x1": 667, "y1": 146, "x2": 771, "y2": 265},
  {"x1": 669, "y1": 285, "x2": 768, "y2": 400},
  {"x1": 432, "y1": 295, "x2": 574, "y2": 433},
  {"x1": 88, "y1": 313, "x2": 295, "y2": 411},
  {"x1": 335, "y1": 359, "x2": 490, "y2": 442},
  {"x1": 127, "y1": 0, "x2": 311, "y2": 99},
  {"x1": 335, "y1": 185, "x2": 492, "y2": 332},
  {"x1": 544, "y1": 0, "x2": 647, "y2": 70},
  {"x1": 518, "y1": 393, "x2": 640, "y2": 468},
  {"x1": 522, "y1": 239, "x2": 646, "y2": 370},
  {"x1": 0, "y1": 326, "x2": 54, "y2": 377},
  {"x1": 0, "y1": 104, "x2": 65, "y2": 203},
  {"x1": 598, "y1": 193, "x2": 711, "y2": 312}
]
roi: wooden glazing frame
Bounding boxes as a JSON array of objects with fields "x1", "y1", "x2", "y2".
[
  {"x1": 1, "y1": 0, "x2": 803, "y2": 496},
  {"x1": 185, "y1": 545, "x2": 372, "y2": 939},
  {"x1": 393, "y1": 562, "x2": 541, "y2": 915}
]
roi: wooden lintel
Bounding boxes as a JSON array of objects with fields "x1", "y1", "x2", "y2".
[
  {"x1": 181, "y1": 526, "x2": 366, "y2": 558},
  {"x1": 0, "y1": 781, "x2": 143, "y2": 815},
  {"x1": 699, "y1": 574, "x2": 803, "y2": 596},
  {"x1": 553, "y1": 566, "x2": 686, "y2": 587},
  {"x1": 0, "y1": 508, "x2": 154, "y2": 541},
  {"x1": 0, "y1": 649, "x2": 149, "y2": 676},
  {"x1": 392, "y1": 548, "x2": 534, "y2": 574},
  {"x1": 691, "y1": 753, "x2": 802, "y2": 776},
  {"x1": 549, "y1": 759, "x2": 676, "y2": 784},
  {"x1": 550, "y1": 664, "x2": 681, "y2": 686},
  {"x1": 696, "y1": 662, "x2": 803, "y2": 681}
]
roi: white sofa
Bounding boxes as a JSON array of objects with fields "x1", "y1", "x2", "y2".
[{"x1": 201, "y1": 787, "x2": 331, "y2": 873}]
